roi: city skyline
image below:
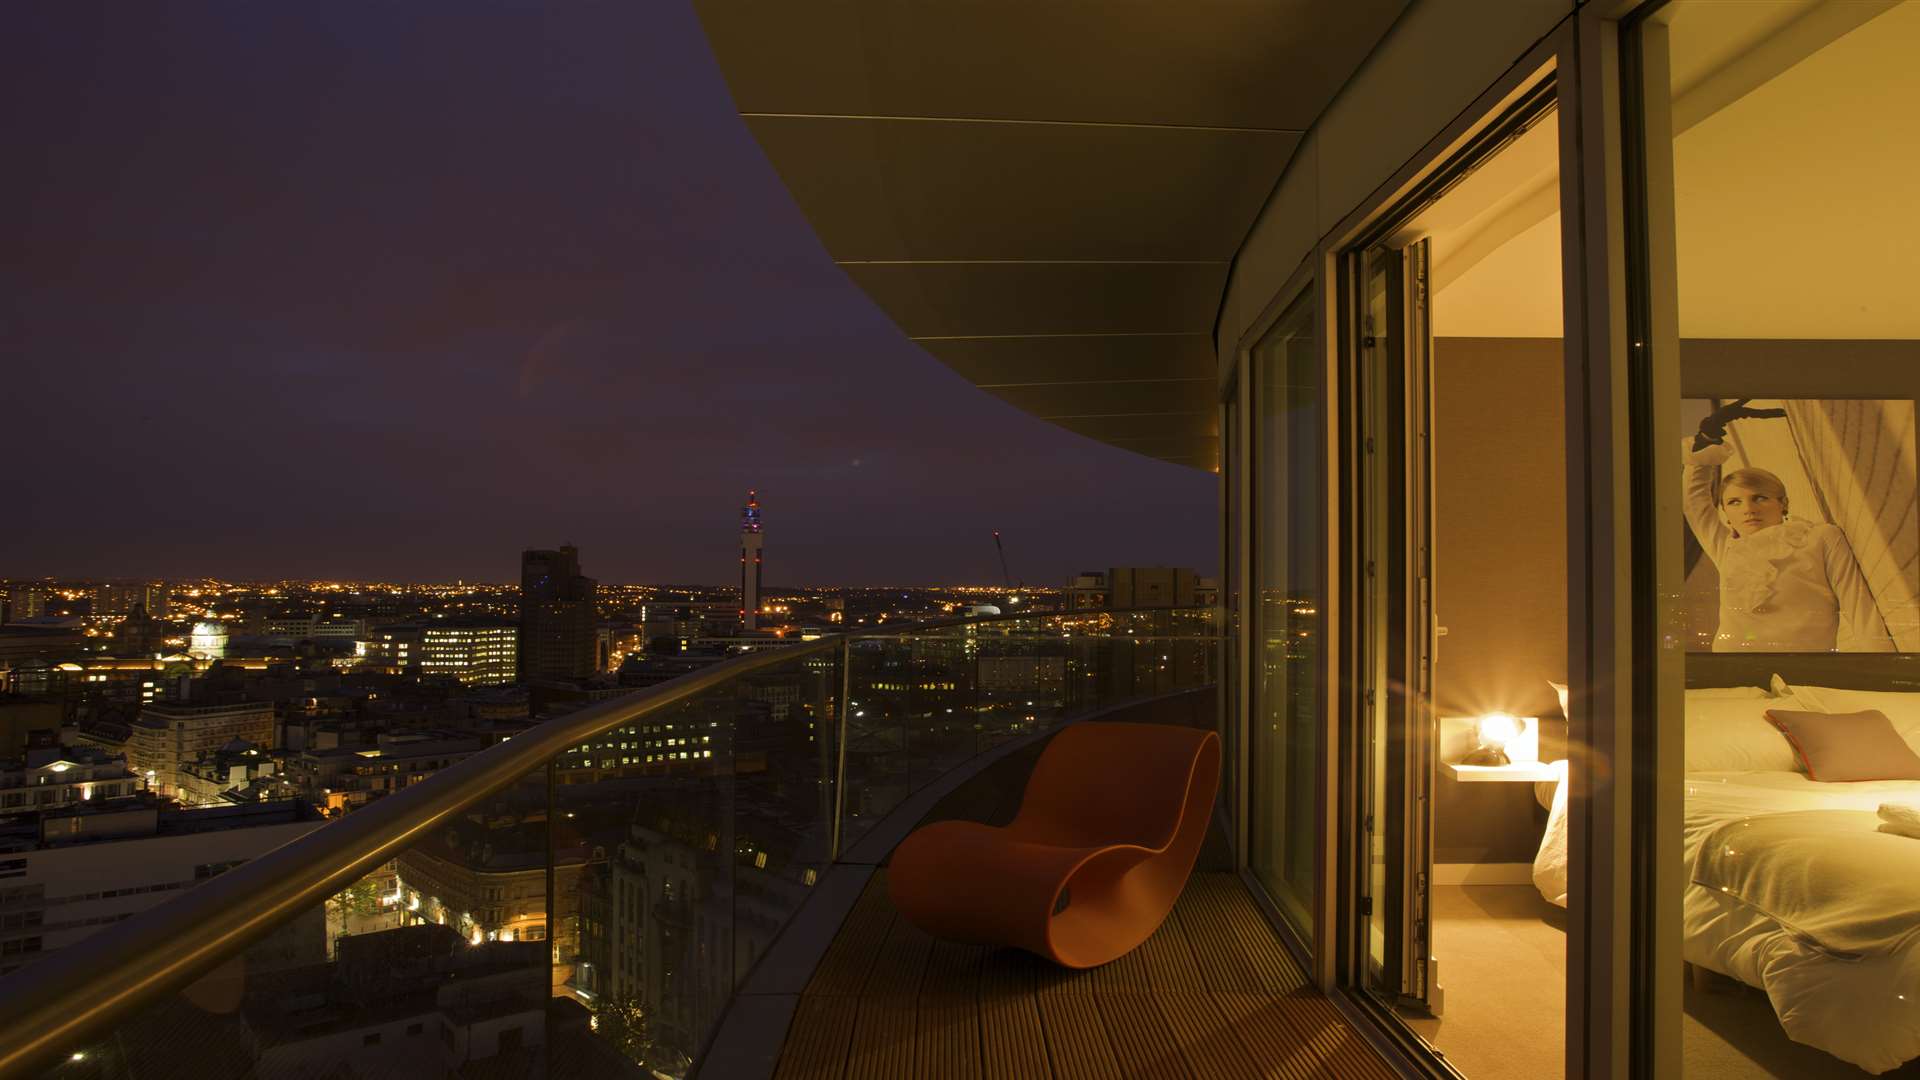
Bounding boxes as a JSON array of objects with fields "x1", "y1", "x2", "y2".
[
  {"x1": 0, "y1": 2, "x2": 1216, "y2": 586},
  {"x1": 2, "y1": 569, "x2": 1107, "y2": 592}
]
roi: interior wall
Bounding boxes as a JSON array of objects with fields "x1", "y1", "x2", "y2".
[
  {"x1": 1216, "y1": 0, "x2": 1573, "y2": 364},
  {"x1": 1434, "y1": 337, "x2": 1569, "y2": 863}
]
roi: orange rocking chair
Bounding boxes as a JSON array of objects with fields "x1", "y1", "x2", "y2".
[{"x1": 888, "y1": 721, "x2": 1221, "y2": 969}]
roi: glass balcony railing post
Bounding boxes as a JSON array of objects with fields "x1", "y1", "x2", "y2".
[
  {"x1": 1159, "y1": 608, "x2": 1173, "y2": 697},
  {"x1": 832, "y1": 636, "x2": 851, "y2": 860},
  {"x1": 904, "y1": 634, "x2": 918, "y2": 789},
  {"x1": 544, "y1": 755, "x2": 558, "y2": 1076},
  {"x1": 969, "y1": 626, "x2": 984, "y2": 755},
  {"x1": 898, "y1": 634, "x2": 913, "y2": 787}
]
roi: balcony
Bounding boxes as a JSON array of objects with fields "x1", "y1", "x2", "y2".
[
  {"x1": 766, "y1": 803, "x2": 1393, "y2": 1079},
  {"x1": 0, "y1": 608, "x2": 1380, "y2": 1079}
]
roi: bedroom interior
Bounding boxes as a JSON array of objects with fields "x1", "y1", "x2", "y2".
[
  {"x1": 1375, "y1": 4, "x2": 1920, "y2": 1076},
  {"x1": 1650, "y1": 2, "x2": 1920, "y2": 1076}
]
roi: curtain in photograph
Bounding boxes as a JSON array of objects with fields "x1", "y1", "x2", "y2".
[{"x1": 1783, "y1": 399, "x2": 1920, "y2": 651}]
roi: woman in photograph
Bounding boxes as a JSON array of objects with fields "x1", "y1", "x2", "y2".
[{"x1": 1684, "y1": 399, "x2": 1894, "y2": 652}]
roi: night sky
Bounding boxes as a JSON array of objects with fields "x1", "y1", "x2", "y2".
[{"x1": 3, "y1": 3, "x2": 1217, "y2": 587}]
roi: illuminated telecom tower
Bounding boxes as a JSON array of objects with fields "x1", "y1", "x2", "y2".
[{"x1": 740, "y1": 489, "x2": 764, "y2": 630}]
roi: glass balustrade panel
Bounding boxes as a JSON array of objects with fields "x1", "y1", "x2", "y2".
[{"x1": 43, "y1": 777, "x2": 568, "y2": 1080}]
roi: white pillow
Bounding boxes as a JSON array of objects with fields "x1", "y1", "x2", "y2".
[
  {"x1": 1771, "y1": 682, "x2": 1920, "y2": 755},
  {"x1": 1549, "y1": 680, "x2": 1569, "y2": 720},
  {"x1": 1686, "y1": 694, "x2": 1803, "y2": 773},
  {"x1": 1686, "y1": 685, "x2": 1771, "y2": 700}
]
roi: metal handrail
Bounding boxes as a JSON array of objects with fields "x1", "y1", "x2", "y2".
[{"x1": 0, "y1": 606, "x2": 1216, "y2": 1077}]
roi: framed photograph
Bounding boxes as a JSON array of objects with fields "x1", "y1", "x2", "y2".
[{"x1": 1681, "y1": 398, "x2": 1920, "y2": 653}]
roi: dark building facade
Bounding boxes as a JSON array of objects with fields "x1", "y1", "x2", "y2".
[{"x1": 517, "y1": 546, "x2": 597, "y2": 683}]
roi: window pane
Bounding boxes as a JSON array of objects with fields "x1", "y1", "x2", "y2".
[
  {"x1": 1223, "y1": 392, "x2": 1241, "y2": 829},
  {"x1": 1636, "y1": 5, "x2": 1920, "y2": 1076},
  {"x1": 1249, "y1": 291, "x2": 1321, "y2": 937}
]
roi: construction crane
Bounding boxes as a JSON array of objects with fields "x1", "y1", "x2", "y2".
[{"x1": 992, "y1": 531, "x2": 1023, "y2": 606}]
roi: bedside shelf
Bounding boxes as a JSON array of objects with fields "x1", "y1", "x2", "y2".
[{"x1": 1444, "y1": 761, "x2": 1560, "y2": 783}]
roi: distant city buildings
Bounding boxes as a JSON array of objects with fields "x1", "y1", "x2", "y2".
[
  {"x1": 91, "y1": 582, "x2": 167, "y2": 618},
  {"x1": 357, "y1": 626, "x2": 417, "y2": 672},
  {"x1": 0, "y1": 699, "x2": 63, "y2": 760},
  {"x1": 174, "y1": 741, "x2": 295, "y2": 807},
  {"x1": 1066, "y1": 571, "x2": 1108, "y2": 610},
  {"x1": 245, "y1": 926, "x2": 571, "y2": 1076},
  {"x1": 358, "y1": 618, "x2": 517, "y2": 686},
  {"x1": 188, "y1": 620, "x2": 229, "y2": 660},
  {"x1": 419, "y1": 619, "x2": 517, "y2": 686},
  {"x1": 114, "y1": 603, "x2": 168, "y2": 656},
  {"x1": 1067, "y1": 567, "x2": 1218, "y2": 610},
  {"x1": 518, "y1": 546, "x2": 597, "y2": 683},
  {"x1": 2, "y1": 585, "x2": 47, "y2": 624},
  {"x1": 0, "y1": 745, "x2": 143, "y2": 815},
  {"x1": 0, "y1": 563, "x2": 1153, "y2": 1072},
  {"x1": 642, "y1": 602, "x2": 738, "y2": 654},
  {"x1": 286, "y1": 730, "x2": 490, "y2": 816},
  {"x1": 114, "y1": 699, "x2": 277, "y2": 796},
  {"x1": 0, "y1": 625, "x2": 83, "y2": 669},
  {"x1": 394, "y1": 804, "x2": 584, "y2": 955},
  {"x1": 0, "y1": 797, "x2": 325, "y2": 976},
  {"x1": 261, "y1": 614, "x2": 366, "y2": 647}
]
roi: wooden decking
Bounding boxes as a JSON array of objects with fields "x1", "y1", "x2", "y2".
[{"x1": 774, "y1": 870, "x2": 1397, "y2": 1080}]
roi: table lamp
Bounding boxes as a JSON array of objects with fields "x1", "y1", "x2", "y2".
[{"x1": 1461, "y1": 712, "x2": 1525, "y2": 767}]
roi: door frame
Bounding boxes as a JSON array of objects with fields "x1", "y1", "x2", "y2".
[
  {"x1": 1330, "y1": 69, "x2": 1563, "y2": 1058},
  {"x1": 1311, "y1": 16, "x2": 1637, "y2": 1078},
  {"x1": 1231, "y1": 269, "x2": 1331, "y2": 968},
  {"x1": 1224, "y1": 10, "x2": 1648, "y2": 1076},
  {"x1": 1349, "y1": 234, "x2": 1441, "y2": 1015}
]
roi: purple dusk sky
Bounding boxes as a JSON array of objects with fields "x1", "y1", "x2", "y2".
[{"x1": 2, "y1": 3, "x2": 1217, "y2": 587}]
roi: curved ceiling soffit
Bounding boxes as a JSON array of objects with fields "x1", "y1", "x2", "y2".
[{"x1": 693, "y1": 1, "x2": 1410, "y2": 473}]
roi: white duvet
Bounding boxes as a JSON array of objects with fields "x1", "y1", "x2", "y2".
[
  {"x1": 1683, "y1": 771, "x2": 1920, "y2": 1075},
  {"x1": 1530, "y1": 768, "x2": 1920, "y2": 1073}
]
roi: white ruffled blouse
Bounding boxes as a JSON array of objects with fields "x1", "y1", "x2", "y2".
[{"x1": 1683, "y1": 441, "x2": 1893, "y2": 652}]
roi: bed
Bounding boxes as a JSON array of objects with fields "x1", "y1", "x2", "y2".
[
  {"x1": 1684, "y1": 769, "x2": 1920, "y2": 1075},
  {"x1": 1530, "y1": 682, "x2": 1920, "y2": 1075}
]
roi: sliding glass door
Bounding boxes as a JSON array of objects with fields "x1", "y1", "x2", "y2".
[
  {"x1": 1355, "y1": 238, "x2": 1440, "y2": 1014},
  {"x1": 1248, "y1": 290, "x2": 1323, "y2": 939}
]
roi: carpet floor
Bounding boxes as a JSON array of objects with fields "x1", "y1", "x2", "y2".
[
  {"x1": 1395, "y1": 884, "x2": 1920, "y2": 1078},
  {"x1": 1683, "y1": 971, "x2": 1920, "y2": 1078},
  {"x1": 1402, "y1": 884, "x2": 1567, "y2": 1080}
]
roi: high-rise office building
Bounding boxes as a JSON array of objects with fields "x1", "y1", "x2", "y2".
[
  {"x1": 421, "y1": 618, "x2": 518, "y2": 686},
  {"x1": 739, "y1": 490, "x2": 763, "y2": 631},
  {"x1": 93, "y1": 582, "x2": 167, "y2": 617},
  {"x1": 3, "y1": 586, "x2": 47, "y2": 624},
  {"x1": 359, "y1": 620, "x2": 518, "y2": 686},
  {"x1": 518, "y1": 545, "x2": 596, "y2": 682}
]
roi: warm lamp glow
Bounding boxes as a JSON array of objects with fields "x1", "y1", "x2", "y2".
[
  {"x1": 1478, "y1": 712, "x2": 1522, "y2": 749},
  {"x1": 1460, "y1": 713, "x2": 1539, "y2": 767}
]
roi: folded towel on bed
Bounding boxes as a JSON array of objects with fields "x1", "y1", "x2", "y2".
[{"x1": 1878, "y1": 803, "x2": 1920, "y2": 839}]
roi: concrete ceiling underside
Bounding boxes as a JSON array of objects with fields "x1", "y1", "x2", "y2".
[{"x1": 694, "y1": 1, "x2": 1408, "y2": 472}]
